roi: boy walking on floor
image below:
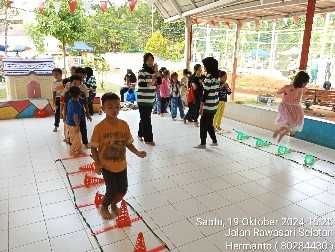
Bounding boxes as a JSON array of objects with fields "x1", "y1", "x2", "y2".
[
  {"x1": 67, "y1": 86, "x2": 85, "y2": 157},
  {"x1": 90, "y1": 93, "x2": 147, "y2": 220}
]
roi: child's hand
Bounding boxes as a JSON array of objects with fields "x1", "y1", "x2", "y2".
[
  {"x1": 87, "y1": 114, "x2": 92, "y2": 122},
  {"x1": 137, "y1": 151, "x2": 147, "y2": 158}
]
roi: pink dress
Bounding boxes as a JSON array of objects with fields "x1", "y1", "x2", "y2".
[
  {"x1": 275, "y1": 84, "x2": 306, "y2": 132},
  {"x1": 160, "y1": 78, "x2": 171, "y2": 98}
]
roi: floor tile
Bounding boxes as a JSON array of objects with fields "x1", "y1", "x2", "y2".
[
  {"x1": 50, "y1": 230, "x2": 93, "y2": 252},
  {"x1": 9, "y1": 206, "x2": 44, "y2": 228},
  {"x1": 9, "y1": 221, "x2": 48, "y2": 249}
]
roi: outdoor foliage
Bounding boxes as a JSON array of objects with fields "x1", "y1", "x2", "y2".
[
  {"x1": 84, "y1": 57, "x2": 111, "y2": 89},
  {"x1": 26, "y1": 0, "x2": 88, "y2": 67},
  {"x1": 144, "y1": 31, "x2": 168, "y2": 59}
]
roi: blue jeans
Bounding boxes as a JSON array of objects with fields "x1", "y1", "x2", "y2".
[
  {"x1": 153, "y1": 90, "x2": 161, "y2": 113},
  {"x1": 171, "y1": 96, "x2": 185, "y2": 119}
]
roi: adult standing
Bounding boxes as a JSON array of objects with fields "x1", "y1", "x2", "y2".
[
  {"x1": 85, "y1": 67, "x2": 97, "y2": 115},
  {"x1": 137, "y1": 53, "x2": 159, "y2": 146},
  {"x1": 195, "y1": 57, "x2": 220, "y2": 149},
  {"x1": 120, "y1": 69, "x2": 137, "y2": 102},
  {"x1": 310, "y1": 54, "x2": 320, "y2": 84}
]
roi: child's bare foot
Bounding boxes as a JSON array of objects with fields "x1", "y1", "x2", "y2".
[
  {"x1": 273, "y1": 130, "x2": 279, "y2": 139},
  {"x1": 111, "y1": 204, "x2": 119, "y2": 216},
  {"x1": 100, "y1": 206, "x2": 114, "y2": 220}
]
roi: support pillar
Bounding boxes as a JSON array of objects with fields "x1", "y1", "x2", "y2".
[
  {"x1": 231, "y1": 21, "x2": 242, "y2": 101},
  {"x1": 184, "y1": 17, "x2": 192, "y2": 70},
  {"x1": 299, "y1": 0, "x2": 317, "y2": 70}
]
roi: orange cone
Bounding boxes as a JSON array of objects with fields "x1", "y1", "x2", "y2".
[
  {"x1": 84, "y1": 174, "x2": 104, "y2": 188},
  {"x1": 116, "y1": 200, "x2": 131, "y2": 228},
  {"x1": 134, "y1": 232, "x2": 147, "y2": 252},
  {"x1": 79, "y1": 162, "x2": 96, "y2": 172},
  {"x1": 94, "y1": 192, "x2": 104, "y2": 208}
]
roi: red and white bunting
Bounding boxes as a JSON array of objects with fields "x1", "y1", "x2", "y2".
[
  {"x1": 293, "y1": 16, "x2": 299, "y2": 24},
  {"x1": 282, "y1": 18, "x2": 288, "y2": 25},
  {"x1": 254, "y1": 19, "x2": 260, "y2": 30},
  {"x1": 39, "y1": 1, "x2": 45, "y2": 14},
  {"x1": 69, "y1": 1, "x2": 77, "y2": 15},
  {"x1": 321, "y1": 13, "x2": 327, "y2": 21},
  {"x1": 225, "y1": 21, "x2": 230, "y2": 28},
  {"x1": 100, "y1": 1, "x2": 108, "y2": 13},
  {"x1": 129, "y1": 0, "x2": 137, "y2": 12},
  {"x1": 53, "y1": 1, "x2": 61, "y2": 15}
]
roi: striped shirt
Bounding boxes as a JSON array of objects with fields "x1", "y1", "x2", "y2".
[
  {"x1": 137, "y1": 69, "x2": 156, "y2": 106},
  {"x1": 203, "y1": 74, "x2": 220, "y2": 113}
]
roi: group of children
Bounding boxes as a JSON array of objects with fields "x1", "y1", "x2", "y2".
[{"x1": 51, "y1": 52, "x2": 310, "y2": 220}]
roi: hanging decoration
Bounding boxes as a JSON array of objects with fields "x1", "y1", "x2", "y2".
[
  {"x1": 293, "y1": 16, "x2": 299, "y2": 24},
  {"x1": 193, "y1": 18, "x2": 199, "y2": 25},
  {"x1": 254, "y1": 19, "x2": 260, "y2": 30},
  {"x1": 225, "y1": 21, "x2": 230, "y2": 28},
  {"x1": 100, "y1": 1, "x2": 108, "y2": 13},
  {"x1": 239, "y1": 22, "x2": 243, "y2": 29},
  {"x1": 39, "y1": 1, "x2": 45, "y2": 14},
  {"x1": 210, "y1": 20, "x2": 217, "y2": 26},
  {"x1": 53, "y1": 1, "x2": 61, "y2": 15},
  {"x1": 113, "y1": 0, "x2": 124, "y2": 9},
  {"x1": 6, "y1": 0, "x2": 13, "y2": 8},
  {"x1": 321, "y1": 13, "x2": 327, "y2": 21},
  {"x1": 263, "y1": 20, "x2": 268, "y2": 27},
  {"x1": 247, "y1": 22, "x2": 251, "y2": 29},
  {"x1": 283, "y1": 18, "x2": 288, "y2": 25},
  {"x1": 69, "y1": 1, "x2": 77, "y2": 15},
  {"x1": 84, "y1": 1, "x2": 91, "y2": 12},
  {"x1": 129, "y1": 0, "x2": 137, "y2": 12},
  {"x1": 274, "y1": 19, "x2": 279, "y2": 25}
]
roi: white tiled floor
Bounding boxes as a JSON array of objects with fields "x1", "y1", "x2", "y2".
[{"x1": 0, "y1": 110, "x2": 335, "y2": 252}]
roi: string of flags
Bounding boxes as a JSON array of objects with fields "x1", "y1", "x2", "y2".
[
  {"x1": 20, "y1": 0, "x2": 138, "y2": 15},
  {"x1": 191, "y1": 13, "x2": 330, "y2": 29}
]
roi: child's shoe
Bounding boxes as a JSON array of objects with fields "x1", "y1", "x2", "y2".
[
  {"x1": 209, "y1": 142, "x2": 218, "y2": 147},
  {"x1": 194, "y1": 144, "x2": 206, "y2": 149},
  {"x1": 53, "y1": 127, "x2": 58, "y2": 132}
]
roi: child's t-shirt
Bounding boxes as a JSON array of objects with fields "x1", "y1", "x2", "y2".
[
  {"x1": 66, "y1": 99, "x2": 82, "y2": 126},
  {"x1": 280, "y1": 84, "x2": 307, "y2": 105},
  {"x1": 52, "y1": 80, "x2": 64, "y2": 98},
  {"x1": 90, "y1": 119, "x2": 134, "y2": 173}
]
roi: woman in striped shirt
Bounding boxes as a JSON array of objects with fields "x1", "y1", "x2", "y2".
[
  {"x1": 195, "y1": 57, "x2": 220, "y2": 149},
  {"x1": 137, "y1": 53, "x2": 160, "y2": 146}
]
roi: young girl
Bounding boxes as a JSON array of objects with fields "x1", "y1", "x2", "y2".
[
  {"x1": 160, "y1": 69, "x2": 171, "y2": 117},
  {"x1": 213, "y1": 71, "x2": 231, "y2": 131},
  {"x1": 273, "y1": 71, "x2": 309, "y2": 142},
  {"x1": 170, "y1": 72, "x2": 185, "y2": 120},
  {"x1": 180, "y1": 69, "x2": 191, "y2": 106}
]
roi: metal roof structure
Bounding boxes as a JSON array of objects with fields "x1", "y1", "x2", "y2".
[{"x1": 156, "y1": 0, "x2": 335, "y2": 23}]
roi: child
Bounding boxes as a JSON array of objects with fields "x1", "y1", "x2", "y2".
[
  {"x1": 195, "y1": 57, "x2": 220, "y2": 149},
  {"x1": 60, "y1": 78, "x2": 71, "y2": 144},
  {"x1": 63, "y1": 75, "x2": 92, "y2": 149},
  {"x1": 126, "y1": 87, "x2": 136, "y2": 104},
  {"x1": 66, "y1": 86, "x2": 85, "y2": 157},
  {"x1": 180, "y1": 69, "x2": 191, "y2": 106},
  {"x1": 153, "y1": 67, "x2": 165, "y2": 115},
  {"x1": 90, "y1": 93, "x2": 147, "y2": 220},
  {"x1": 160, "y1": 69, "x2": 171, "y2": 117},
  {"x1": 51, "y1": 68, "x2": 63, "y2": 132},
  {"x1": 170, "y1": 72, "x2": 185, "y2": 120},
  {"x1": 213, "y1": 71, "x2": 231, "y2": 131},
  {"x1": 273, "y1": 71, "x2": 309, "y2": 142}
]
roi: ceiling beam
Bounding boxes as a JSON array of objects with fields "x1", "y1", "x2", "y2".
[
  {"x1": 195, "y1": 0, "x2": 308, "y2": 18},
  {"x1": 170, "y1": 0, "x2": 183, "y2": 16},
  {"x1": 155, "y1": 1, "x2": 170, "y2": 18},
  {"x1": 189, "y1": 0, "x2": 197, "y2": 9}
]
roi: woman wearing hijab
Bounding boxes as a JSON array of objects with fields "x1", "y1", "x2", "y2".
[
  {"x1": 194, "y1": 57, "x2": 220, "y2": 149},
  {"x1": 85, "y1": 67, "x2": 97, "y2": 116},
  {"x1": 137, "y1": 53, "x2": 159, "y2": 146}
]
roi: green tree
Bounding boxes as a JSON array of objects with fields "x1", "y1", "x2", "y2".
[
  {"x1": 144, "y1": 31, "x2": 168, "y2": 59},
  {"x1": 27, "y1": 0, "x2": 88, "y2": 72}
]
